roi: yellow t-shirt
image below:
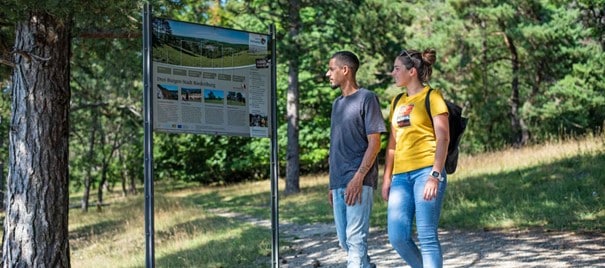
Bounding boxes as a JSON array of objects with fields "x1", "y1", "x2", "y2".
[{"x1": 389, "y1": 86, "x2": 449, "y2": 174}]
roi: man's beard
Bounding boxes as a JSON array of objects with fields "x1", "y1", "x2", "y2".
[{"x1": 330, "y1": 83, "x2": 339, "y2": 89}]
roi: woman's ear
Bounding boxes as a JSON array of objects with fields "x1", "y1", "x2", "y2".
[{"x1": 408, "y1": 66, "x2": 418, "y2": 77}]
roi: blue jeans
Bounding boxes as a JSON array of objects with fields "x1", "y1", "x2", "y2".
[
  {"x1": 332, "y1": 186, "x2": 373, "y2": 268},
  {"x1": 387, "y1": 166, "x2": 446, "y2": 268}
]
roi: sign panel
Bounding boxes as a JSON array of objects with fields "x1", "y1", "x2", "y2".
[{"x1": 152, "y1": 18, "x2": 272, "y2": 137}]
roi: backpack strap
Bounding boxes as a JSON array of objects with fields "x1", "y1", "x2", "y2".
[
  {"x1": 391, "y1": 92, "x2": 405, "y2": 115},
  {"x1": 425, "y1": 87, "x2": 434, "y2": 126}
]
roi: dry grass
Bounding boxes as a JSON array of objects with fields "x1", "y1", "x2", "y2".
[
  {"x1": 455, "y1": 134, "x2": 605, "y2": 179},
  {"x1": 4, "y1": 135, "x2": 603, "y2": 267}
]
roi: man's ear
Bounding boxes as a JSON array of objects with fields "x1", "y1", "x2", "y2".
[{"x1": 342, "y1": 65, "x2": 350, "y2": 75}]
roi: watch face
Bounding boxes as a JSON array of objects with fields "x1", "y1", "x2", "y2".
[{"x1": 431, "y1": 171, "x2": 443, "y2": 181}]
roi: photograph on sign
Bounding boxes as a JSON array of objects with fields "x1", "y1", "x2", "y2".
[{"x1": 152, "y1": 18, "x2": 271, "y2": 138}]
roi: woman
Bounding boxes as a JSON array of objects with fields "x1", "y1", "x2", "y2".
[{"x1": 382, "y1": 48, "x2": 449, "y2": 268}]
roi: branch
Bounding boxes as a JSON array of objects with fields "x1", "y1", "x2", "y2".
[
  {"x1": 77, "y1": 31, "x2": 141, "y2": 39},
  {"x1": 118, "y1": 104, "x2": 141, "y2": 118},
  {"x1": 12, "y1": 49, "x2": 51, "y2": 63},
  {"x1": 71, "y1": 102, "x2": 110, "y2": 111},
  {"x1": 0, "y1": 58, "x2": 14, "y2": 68}
]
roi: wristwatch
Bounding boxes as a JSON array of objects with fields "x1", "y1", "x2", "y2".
[{"x1": 430, "y1": 171, "x2": 444, "y2": 182}]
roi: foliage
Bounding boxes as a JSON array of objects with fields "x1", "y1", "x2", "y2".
[
  {"x1": 1, "y1": 0, "x2": 604, "y2": 187},
  {"x1": 154, "y1": 134, "x2": 271, "y2": 184},
  {"x1": 435, "y1": 0, "x2": 605, "y2": 151},
  {"x1": 70, "y1": 32, "x2": 144, "y2": 192},
  {"x1": 528, "y1": 47, "x2": 605, "y2": 138}
]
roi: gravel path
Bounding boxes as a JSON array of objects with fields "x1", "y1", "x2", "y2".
[
  {"x1": 210, "y1": 209, "x2": 605, "y2": 267},
  {"x1": 280, "y1": 223, "x2": 605, "y2": 268}
]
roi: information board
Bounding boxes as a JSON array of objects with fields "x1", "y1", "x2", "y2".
[{"x1": 152, "y1": 18, "x2": 272, "y2": 137}]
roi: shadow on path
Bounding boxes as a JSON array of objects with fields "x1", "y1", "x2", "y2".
[
  {"x1": 280, "y1": 224, "x2": 605, "y2": 268},
  {"x1": 209, "y1": 209, "x2": 605, "y2": 268}
]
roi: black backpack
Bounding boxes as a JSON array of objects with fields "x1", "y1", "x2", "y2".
[{"x1": 392, "y1": 87, "x2": 468, "y2": 174}]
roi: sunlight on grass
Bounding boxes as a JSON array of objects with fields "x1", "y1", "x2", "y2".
[
  {"x1": 455, "y1": 134, "x2": 604, "y2": 179},
  {"x1": 69, "y1": 195, "x2": 146, "y2": 267},
  {"x1": 442, "y1": 134, "x2": 605, "y2": 231},
  {"x1": 69, "y1": 192, "x2": 273, "y2": 267},
  {"x1": 62, "y1": 134, "x2": 605, "y2": 266}
]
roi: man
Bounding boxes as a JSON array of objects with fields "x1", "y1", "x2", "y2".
[{"x1": 326, "y1": 51, "x2": 386, "y2": 267}]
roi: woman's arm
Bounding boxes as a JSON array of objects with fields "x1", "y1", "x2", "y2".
[{"x1": 382, "y1": 126, "x2": 396, "y2": 201}]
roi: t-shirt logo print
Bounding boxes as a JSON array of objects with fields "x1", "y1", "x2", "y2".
[{"x1": 396, "y1": 104, "x2": 414, "y2": 127}]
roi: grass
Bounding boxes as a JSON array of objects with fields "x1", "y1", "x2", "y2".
[
  {"x1": 445, "y1": 135, "x2": 605, "y2": 231},
  {"x1": 4, "y1": 135, "x2": 604, "y2": 267},
  {"x1": 444, "y1": 152, "x2": 605, "y2": 230},
  {"x1": 70, "y1": 193, "x2": 273, "y2": 267},
  {"x1": 191, "y1": 135, "x2": 605, "y2": 232}
]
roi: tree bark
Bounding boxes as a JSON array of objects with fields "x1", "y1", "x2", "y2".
[
  {"x1": 502, "y1": 30, "x2": 529, "y2": 147},
  {"x1": 3, "y1": 12, "x2": 71, "y2": 267},
  {"x1": 96, "y1": 121, "x2": 108, "y2": 211},
  {"x1": 81, "y1": 109, "x2": 97, "y2": 212},
  {"x1": 285, "y1": 0, "x2": 302, "y2": 194},
  {"x1": 119, "y1": 149, "x2": 128, "y2": 196}
]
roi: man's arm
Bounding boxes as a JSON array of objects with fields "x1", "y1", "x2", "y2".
[{"x1": 345, "y1": 132, "x2": 382, "y2": 205}]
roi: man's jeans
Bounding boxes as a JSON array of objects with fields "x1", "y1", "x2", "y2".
[
  {"x1": 387, "y1": 166, "x2": 447, "y2": 268},
  {"x1": 332, "y1": 186, "x2": 373, "y2": 268}
]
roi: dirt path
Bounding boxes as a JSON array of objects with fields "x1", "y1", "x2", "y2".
[
  {"x1": 280, "y1": 223, "x2": 605, "y2": 267},
  {"x1": 210, "y1": 209, "x2": 605, "y2": 267}
]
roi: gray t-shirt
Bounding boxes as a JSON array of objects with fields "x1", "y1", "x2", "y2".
[{"x1": 329, "y1": 88, "x2": 386, "y2": 189}]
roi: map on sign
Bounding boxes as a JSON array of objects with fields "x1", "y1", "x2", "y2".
[{"x1": 152, "y1": 18, "x2": 272, "y2": 138}]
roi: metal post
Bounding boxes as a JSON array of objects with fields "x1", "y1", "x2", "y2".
[
  {"x1": 0, "y1": 163, "x2": 4, "y2": 211},
  {"x1": 269, "y1": 24, "x2": 279, "y2": 268},
  {"x1": 142, "y1": 2, "x2": 155, "y2": 268}
]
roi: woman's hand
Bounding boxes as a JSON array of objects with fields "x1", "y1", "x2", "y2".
[
  {"x1": 381, "y1": 175, "x2": 391, "y2": 201},
  {"x1": 423, "y1": 177, "x2": 440, "y2": 200}
]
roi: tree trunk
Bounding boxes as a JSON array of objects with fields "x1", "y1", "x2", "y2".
[
  {"x1": 119, "y1": 150, "x2": 128, "y2": 196},
  {"x1": 117, "y1": 149, "x2": 137, "y2": 195},
  {"x1": 129, "y1": 173, "x2": 137, "y2": 195},
  {"x1": 96, "y1": 174, "x2": 106, "y2": 212},
  {"x1": 502, "y1": 30, "x2": 528, "y2": 147},
  {"x1": 97, "y1": 116, "x2": 108, "y2": 211},
  {"x1": 285, "y1": 0, "x2": 301, "y2": 195},
  {"x1": 481, "y1": 20, "x2": 488, "y2": 94},
  {"x1": 3, "y1": 12, "x2": 71, "y2": 267},
  {"x1": 82, "y1": 110, "x2": 97, "y2": 212}
]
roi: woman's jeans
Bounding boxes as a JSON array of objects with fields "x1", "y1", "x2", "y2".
[
  {"x1": 332, "y1": 186, "x2": 373, "y2": 268},
  {"x1": 388, "y1": 166, "x2": 446, "y2": 268}
]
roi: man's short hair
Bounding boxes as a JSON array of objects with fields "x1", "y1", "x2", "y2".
[{"x1": 331, "y1": 51, "x2": 359, "y2": 73}]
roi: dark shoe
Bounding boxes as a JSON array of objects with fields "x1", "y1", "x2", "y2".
[{"x1": 367, "y1": 255, "x2": 376, "y2": 268}]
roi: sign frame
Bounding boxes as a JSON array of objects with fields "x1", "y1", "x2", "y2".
[{"x1": 143, "y1": 4, "x2": 279, "y2": 267}]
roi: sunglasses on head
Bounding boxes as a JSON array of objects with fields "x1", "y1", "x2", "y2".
[
  {"x1": 398, "y1": 50, "x2": 420, "y2": 70},
  {"x1": 399, "y1": 49, "x2": 419, "y2": 59}
]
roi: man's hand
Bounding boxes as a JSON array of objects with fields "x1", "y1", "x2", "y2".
[
  {"x1": 328, "y1": 189, "x2": 333, "y2": 207},
  {"x1": 345, "y1": 173, "x2": 364, "y2": 205}
]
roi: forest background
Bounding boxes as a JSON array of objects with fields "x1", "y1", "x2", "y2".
[
  {"x1": 1, "y1": 0, "x2": 604, "y2": 207},
  {"x1": 0, "y1": 0, "x2": 603, "y2": 264}
]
